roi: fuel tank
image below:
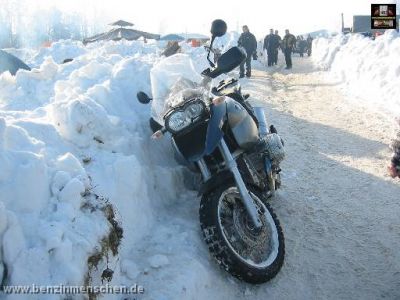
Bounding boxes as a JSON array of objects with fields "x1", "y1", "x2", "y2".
[{"x1": 225, "y1": 98, "x2": 259, "y2": 149}]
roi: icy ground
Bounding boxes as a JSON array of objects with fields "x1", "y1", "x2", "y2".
[{"x1": 0, "y1": 34, "x2": 399, "y2": 300}]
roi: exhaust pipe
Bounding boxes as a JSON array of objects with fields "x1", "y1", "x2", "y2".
[{"x1": 253, "y1": 107, "x2": 269, "y2": 137}]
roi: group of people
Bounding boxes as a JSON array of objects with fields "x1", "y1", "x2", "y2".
[
  {"x1": 263, "y1": 29, "x2": 282, "y2": 67},
  {"x1": 296, "y1": 35, "x2": 312, "y2": 57},
  {"x1": 264, "y1": 29, "x2": 299, "y2": 70},
  {"x1": 263, "y1": 30, "x2": 314, "y2": 69},
  {"x1": 237, "y1": 25, "x2": 313, "y2": 77}
]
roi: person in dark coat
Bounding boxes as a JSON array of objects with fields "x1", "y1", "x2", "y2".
[
  {"x1": 238, "y1": 25, "x2": 257, "y2": 78},
  {"x1": 307, "y1": 34, "x2": 313, "y2": 56},
  {"x1": 263, "y1": 29, "x2": 276, "y2": 67},
  {"x1": 298, "y1": 36, "x2": 307, "y2": 57},
  {"x1": 274, "y1": 30, "x2": 282, "y2": 65},
  {"x1": 282, "y1": 29, "x2": 296, "y2": 69},
  {"x1": 162, "y1": 41, "x2": 181, "y2": 57}
]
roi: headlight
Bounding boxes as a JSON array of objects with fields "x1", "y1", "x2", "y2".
[
  {"x1": 165, "y1": 100, "x2": 206, "y2": 133},
  {"x1": 168, "y1": 111, "x2": 190, "y2": 132},
  {"x1": 186, "y1": 102, "x2": 204, "y2": 118}
]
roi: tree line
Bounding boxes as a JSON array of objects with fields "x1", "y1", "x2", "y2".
[{"x1": 0, "y1": 1, "x2": 106, "y2": 48}]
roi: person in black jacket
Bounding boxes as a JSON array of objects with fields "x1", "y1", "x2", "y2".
[
  {"x1": 282, "y1": 29, "x2": 296, "y2": 69},
  {"x1": 263, "y1": 29, "x2": 276, "y2": 67},
  {"x1": 238, "y1": 25, "x2": 257, "y2": 78},
  {"x1": 274, "y1": 30, "x2": 282, "y2": 65},
  {"x1": 298, "y1": 36, "x2": 307, "y2": 57}
]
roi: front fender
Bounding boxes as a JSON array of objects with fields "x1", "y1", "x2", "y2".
[
  {"x1": 204, "y1": 102, "x2": 227, "y2": 155},
  {"x1": 198, "y1": 170, "x2": 233, "y2": 196},
  {"x1": 198, "y1": 169, "x2": 261, "y2": 196}
]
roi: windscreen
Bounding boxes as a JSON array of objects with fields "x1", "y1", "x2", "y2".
[{"x1": 150, "y1": 54, "x2": 205, "y2": 124}]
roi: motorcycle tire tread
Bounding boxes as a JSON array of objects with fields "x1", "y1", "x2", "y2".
[{"x1": 199, "y1": 183, "x2": 285, "y2": 284}]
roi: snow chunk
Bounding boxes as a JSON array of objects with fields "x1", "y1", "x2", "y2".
[
  {"x1": 0, "y1": 118, "x2": 5, "y2": 150},
  {"x1": 0, "y1": 151, "x2": 49, "y2": 213},
  {"x1": 51, "y1": 96, "x2": 117, "y2": 147},
  {"x1": 3, "y1": 124, "x2": 45, "y2": 152},
  {"x1": 38, "y1": 221, "x2": 64, "y2": 251},
  {"x1": 2, "y1": 212, "x2": 26, "y2": 266},
  {"x1": 57, "y1": 178, "x2": 85, "y2": 210},
  {"x1": 51, "y1": 171, "x2": 72, "y2": 196},
  {"x1": 55, "y1": 152, "x2": 85, "y2": 178},
  {"x1": 148, "y1": 254, "x2": 170, "y2": 269},
  {"x1": 121, "y1": 259, "x2": 140, "y2": 280},
  {"x1": 0, "y1": 201, "x2": 8, "y2": 235}
]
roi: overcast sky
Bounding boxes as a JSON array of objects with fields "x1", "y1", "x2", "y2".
[{"x1": 30, "y1": 0, "x2": 399, "y2": 38}]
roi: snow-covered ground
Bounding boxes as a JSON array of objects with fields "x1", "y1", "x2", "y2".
[
  {"x1": 312, "y1": 30, "x2": 400, "y2": 119},
  {"x1": 0, "y1": 39, "x2": 182, "y2": 298},
  {"x1": 247, "y1": 54, "x2": 400, "y2": 299},
  {"x1": 0, "y1": 33, "x2": 399, "y2": 300}
]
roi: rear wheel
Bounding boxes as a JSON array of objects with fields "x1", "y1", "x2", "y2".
[{"x1": 199, "y1": 183, "x2": 284, "y2": 283}]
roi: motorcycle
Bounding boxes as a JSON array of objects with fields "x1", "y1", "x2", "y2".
[{"x1": 137, "y1": 20, "x2": 285, "y2": 283}]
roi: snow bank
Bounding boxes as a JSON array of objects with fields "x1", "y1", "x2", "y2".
[
  {"x1": 0, "y1": 35, "x2": 219, "y2": 299},
  {"x1": 312, "y1": 30, "x2": 400, "y2": 118},
  {"x1": 0, "y1": 116, "x2": 110, "y2": 294}
]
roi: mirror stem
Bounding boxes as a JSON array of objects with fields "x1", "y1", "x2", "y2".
[{"x1": 207, "y1": 36, "x2": 216, "y2": 68}]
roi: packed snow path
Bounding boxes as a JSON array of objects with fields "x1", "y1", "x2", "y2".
[
  {"x1": 245, "y1": 57, "x2": 400, "y2": 299},
  {"x1": 128, "y1": 56, "x2": 400, "y2": 300}
]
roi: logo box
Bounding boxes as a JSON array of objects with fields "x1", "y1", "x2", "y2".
[{"x1": 371, "y1": 4, "x2": 396, "y2": 29}]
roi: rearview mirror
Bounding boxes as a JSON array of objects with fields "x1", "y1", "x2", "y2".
[
  {"x1": 205, "y1": 47, "x2": 246, "y2": 78},
  {"x1": 137, "y1": 91, "x2": 152, "y2": 104},
  {"x1": 217, "y1": 47, "x2": 246, "y2": 73},
  {"x1": 210, "y1": 19, "x2": 227, "y2": 38}
]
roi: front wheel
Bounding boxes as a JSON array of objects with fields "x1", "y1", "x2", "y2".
[{"x1": 199, "y1": 183, "x2": 285, "y2": 283}]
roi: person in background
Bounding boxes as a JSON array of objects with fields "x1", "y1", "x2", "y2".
[
  {"x1": 388, "y1": 119, "x2": 400, "y2": 178},
  {"x1": 298, "y1": 36, "x2": 307, "y2": 57},
  {"x1": 282, "y1": 29, "x2": 296, "y2": 69},
  {"x1": 296, "y1": 36, "x2": 301, "y2": 57},
  {"x1": 274, "y1": 30, "x2": 282, "y2": 65},
  {"x1": 162, "y1": 41, "x2": 181, "y2": 57},
  {"x1": 238, "y1": 25, "x2": 257, "y2": 78},
  {"x1": 263, "y1": 29, "x2": 276, "y2": 67},
  {"x1": 307, "y1": 34, "x2": 313, "y2": 56}
]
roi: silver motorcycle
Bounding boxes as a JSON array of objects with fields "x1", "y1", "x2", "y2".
[{"x1": 137, "y1": 19, "x2": 285, "y2": 283}]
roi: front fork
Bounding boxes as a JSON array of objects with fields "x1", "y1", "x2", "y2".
[{"x1": 197, "y1": 139, "x2": 263, "y2": 229}]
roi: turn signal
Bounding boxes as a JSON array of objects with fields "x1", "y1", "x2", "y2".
[
  {"x1": 151, "y1": 130, "x2": 164, "y2": 139},
  {"x1": 212, "y1": 96, "x2": 225, "y2": 105}
]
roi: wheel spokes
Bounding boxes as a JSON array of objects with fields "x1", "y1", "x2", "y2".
[{"x1": 218, "y1": 189, "x2": 277, "y2": 267}]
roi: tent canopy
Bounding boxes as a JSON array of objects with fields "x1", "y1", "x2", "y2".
[
  {"x1": 109, "y1": 20, "x2": 134, "y2": 27},
  {"x1": 160, "y1": 34, "x2": 185, "y2": 41},
  {"x1": 0, "y1": 50, "x2": 31, "y2": 75},
  {"x1": 83, "y1": 27, "x2": 160, "y2": 44},
  {"x1": 180, "y1": 33, "x2": 209, "y2": 41}
]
